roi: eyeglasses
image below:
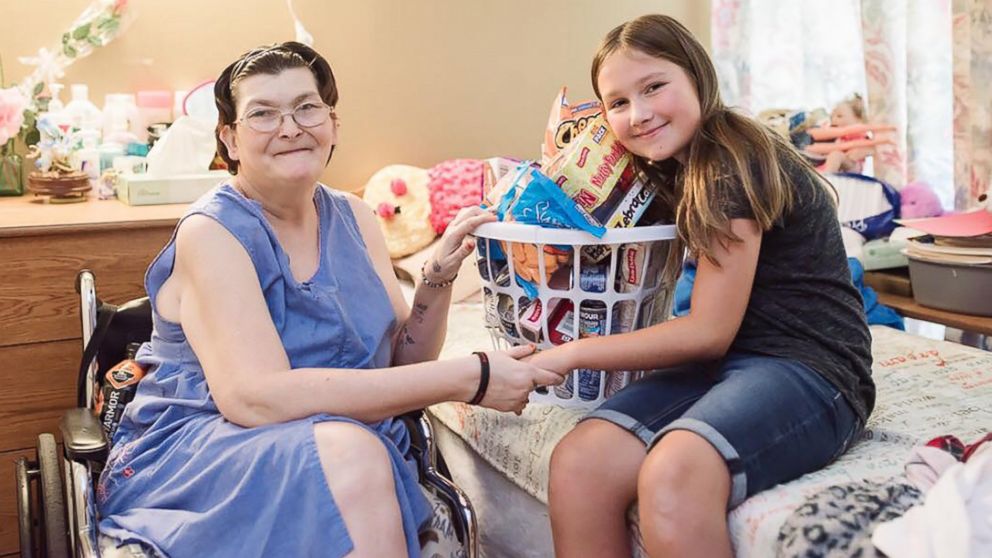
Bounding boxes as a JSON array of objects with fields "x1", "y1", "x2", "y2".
[{"x1": 238, "y1": 102, "x2": 334, "y2": 133}]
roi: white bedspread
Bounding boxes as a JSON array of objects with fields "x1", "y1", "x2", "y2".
[{"x1": 432, "y1": 301, "x2": 992, "y2": 557}]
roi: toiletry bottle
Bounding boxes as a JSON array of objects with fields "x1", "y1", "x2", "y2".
[
  {"x1": 134, "y1": 90, "x2": 173, "y2": 143},
  {"x1": 102, "y1": 94, "x2": 139, "y2": 145},
  {"x1": 63, "y1": 84, "x2": 103, "y2": 133}
]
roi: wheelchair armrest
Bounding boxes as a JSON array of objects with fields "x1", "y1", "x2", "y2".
[{"x1": 60, "y1": 408, "x2": 108, "y2": 462}]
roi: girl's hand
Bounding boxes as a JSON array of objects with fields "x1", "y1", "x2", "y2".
[
  {"x1": 526, "y1": 344, "x2": 579, "y2": 377},
  {"x1": 424, "y1": 207, "x2": 496, "y2": 284},
  {"x1": 478, "y1": 345, "x2": 565, "y2": 414}
]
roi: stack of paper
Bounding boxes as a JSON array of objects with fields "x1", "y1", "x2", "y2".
[{"x1": 899, "y1": 209, "x2": 992, "y2": 266}]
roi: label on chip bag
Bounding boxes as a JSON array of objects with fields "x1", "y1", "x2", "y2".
[
  {"x1": 510, "y1": 168, "x2": 606, "y2": 237},
  {"x1": 542, "y1": 87, "x2": 603, "y2": 166},
  {"x1": 543, "y1": 114, "x2": 635, "y2": 224}
]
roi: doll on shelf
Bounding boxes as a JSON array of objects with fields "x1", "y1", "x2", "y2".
[{"x1": 800, "y1": 94, "x2": 896, "y2": 174}]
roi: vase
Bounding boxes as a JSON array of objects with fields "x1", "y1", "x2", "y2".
[{"x1": 0, "y1": 153, "x2": 24, "y2": 196}]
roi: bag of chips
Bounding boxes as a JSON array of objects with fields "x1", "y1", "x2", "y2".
[{"x1": 541, "y1": 87, "x2": 603, "y2": 166}]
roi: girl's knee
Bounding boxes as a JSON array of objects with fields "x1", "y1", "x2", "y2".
[
  {"x1": 638, "y1": 430, "x2": 730, "y2": 512},
  {"x1": 551, "y1": 420, "x2": 644, "y2": 499},
  {"x1": 552, "y1": 422, "x2": 617, "y2": 482}
]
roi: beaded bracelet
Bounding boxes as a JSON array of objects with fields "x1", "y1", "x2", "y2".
[
  {"x1": 468, "y1": 351, "x2": 490, "y2": 405},
  {"x1": 421, "y1": 262, "x2": 457, "y2": 289}
]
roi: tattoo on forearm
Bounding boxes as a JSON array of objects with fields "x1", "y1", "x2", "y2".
[
  {"x1": 432, "y1": 261, "x2": 442, "y2": 273},
  {"x1": 397, "y1": 325, "x2": 416, "y2": 349},
  {"x1": 412, "y1": 303, "x2": 428, "y2": 325}
]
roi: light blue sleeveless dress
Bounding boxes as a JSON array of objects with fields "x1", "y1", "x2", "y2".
[{"x1": 96, "y1": 184, "x2": 432, "y2": 558}]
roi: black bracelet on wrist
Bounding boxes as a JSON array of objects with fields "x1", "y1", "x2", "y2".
[{"x1": 468, "y1": 351, "x2": 490, "y2": 405}]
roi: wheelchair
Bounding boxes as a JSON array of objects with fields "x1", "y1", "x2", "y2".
[{"x1": 16, "y1": 269, "x2": 478, "y2": 557}]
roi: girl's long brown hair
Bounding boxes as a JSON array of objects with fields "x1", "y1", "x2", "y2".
[{"x1": 592, "y1": 15, "x2": 827, "y2": 265}]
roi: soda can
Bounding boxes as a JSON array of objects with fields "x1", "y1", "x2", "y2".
[
  {"x1": 493, "y1": 261, "x2": 511, "y2": 287},
  {"x1": 576, "y1": 369, "x2": 602, "y2": 400},
  {"x1": 579, "y1": 300, "x2": 607, "y2": 337},
  {"x1": 579, "y1": 263, "x2": 608, "y2": 293},
  {"x1": 497, "y1": 294, "x2": 518, "y2": 338}
]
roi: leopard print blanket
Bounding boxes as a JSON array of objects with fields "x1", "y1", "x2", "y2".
[{"x1": 776, "y1": 479, "x2": 922, "y2": 558}]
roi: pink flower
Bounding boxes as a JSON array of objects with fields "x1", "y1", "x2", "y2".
[{"x1": 0, "y1": 87, "x2": 29, "y2": 146}]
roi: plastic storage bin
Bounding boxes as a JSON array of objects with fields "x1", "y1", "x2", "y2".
[
  {"x1": 473, "y1": 221, "x2": 679, "y2": 408},
  {"x1": 907, "y1": 256, "x2": 992, "y2": 317}
]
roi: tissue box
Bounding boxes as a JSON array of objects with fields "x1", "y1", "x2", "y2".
[
  {"x1": 861, "y1": 237, "x2": 909, "y2": 271},
  {"x1": 116, "y1": 171, "x2": 230, "y2": 206}
]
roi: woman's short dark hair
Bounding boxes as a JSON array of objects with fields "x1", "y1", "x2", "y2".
[{"x1": 213, "y1": 42, "x2": 338, "y2": 174}]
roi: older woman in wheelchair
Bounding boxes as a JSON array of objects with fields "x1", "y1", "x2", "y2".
[{"x1": 48, "y1": 42, "x2": 562, "y2": 558}]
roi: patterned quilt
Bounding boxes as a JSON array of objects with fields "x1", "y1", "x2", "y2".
[{"x1": 431, "y1": 302, "x2": 992, "y2": 556}]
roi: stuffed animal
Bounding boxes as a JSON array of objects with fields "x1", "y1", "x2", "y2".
[
  {"x1": 426, "y1": 159, "x2": 484, "y2": 234},
  {"x1": 900, "y1": 181, "x2": 944, "y2": 219},
  {"x1": 362, "y1": 165, "x2": 436, "y2": 259}
]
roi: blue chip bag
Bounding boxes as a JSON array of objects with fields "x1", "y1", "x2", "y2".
[{"x1": 510, "y1": 169, "x2": 607, "y2": 237}]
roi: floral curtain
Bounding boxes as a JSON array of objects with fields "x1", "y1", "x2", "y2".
[
  {"x1": 712, "y1": 0, "x2": 992, "y2": 211},
  {"x1": 951, "y1": 0, "x2": 992, "y2": 209}
]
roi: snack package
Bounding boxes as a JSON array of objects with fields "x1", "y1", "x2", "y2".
[
  {"x1": 509, "y1": 243, "x2": 571, "y2": 284},
  {"x1": 601, "y1": 173, "x2": 655, "y2": 228},
  {"x1": 541, "y1": 87, "x2": 603, "y2": 166},
  {"x1": 518, "y1": 297, "x2": 564, "y2": 343},
  {"x1": 481, "y1": 156, "x2": 521, "y2": 203},
  {"x1": 509, "y1": 168, "x2": 606, "y2": 237},
  {"x1": 486, "y1": 162, "x2": 534, "y2": 215},
  {"x1": 615, "y1": 242, "x2": 647, "y2": 293},
  {"x1": 543, "y1": 114, "x2": 654, "y2": 229}
]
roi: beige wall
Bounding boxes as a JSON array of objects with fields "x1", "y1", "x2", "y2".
[{"x1": 1, "y1": 0, "x2": 708, "y2": 190}]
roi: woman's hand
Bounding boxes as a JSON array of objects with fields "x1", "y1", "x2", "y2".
[
  {"x1": 478, "y1": 344, "x2": 565, "y2": 414},
  {"x1": 424, "y1": 206, "x2": 496, "y2": 284}
]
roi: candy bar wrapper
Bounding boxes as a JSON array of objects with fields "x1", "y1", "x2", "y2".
[
  {"x1": 543, "y1": 113, "x2": 633, "y2": 222},
  {"x1": 541, "y1": 86, "x2": 603, "y2": 167},
  {"x1": 510, "y1": 168, "x2": 606, "y2": 237}
]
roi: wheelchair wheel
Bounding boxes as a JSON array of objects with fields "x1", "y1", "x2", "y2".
[
  {"x1": 15, "y1": 457, "x2": 34, "y2": 558},
  {"x1": 38, "y1": 434, "x2": 70, "y2": 558}
]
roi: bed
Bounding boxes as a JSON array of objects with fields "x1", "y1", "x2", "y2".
[{"x1": 431, "y1": 301, "x2": 992, "y2": 557}]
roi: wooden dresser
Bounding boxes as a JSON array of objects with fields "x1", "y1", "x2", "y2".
[{"x1": 0, "y1": 195, "x2": 185, "y2": 556}]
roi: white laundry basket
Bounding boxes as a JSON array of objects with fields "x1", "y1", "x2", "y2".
[{"x1": 473, "y1": 221, "x2": 679, "y2": 408}]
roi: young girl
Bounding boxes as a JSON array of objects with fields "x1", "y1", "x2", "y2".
[{"x1": 530, "y1": 15, "x2": 874, "y2": 558}]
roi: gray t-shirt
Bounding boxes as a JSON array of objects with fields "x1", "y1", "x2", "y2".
[{"x1": 716, "y1": 158, "x2": 874, "y2": 423}]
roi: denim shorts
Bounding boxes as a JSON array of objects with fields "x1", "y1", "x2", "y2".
[{"x1": 584, "y1": 352, "x2": 862, "y2": 508}]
